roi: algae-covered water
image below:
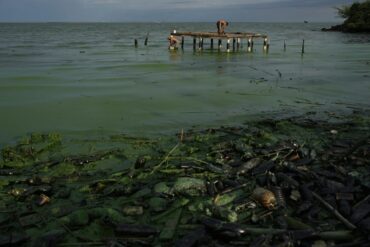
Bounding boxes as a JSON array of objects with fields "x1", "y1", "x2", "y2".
[{"x1": 0, "y1": 22, "x2": 369, "y2": 146}]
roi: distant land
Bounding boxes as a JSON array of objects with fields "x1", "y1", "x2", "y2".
[{"x1": 323, "y1": 0, "x2": 370, "y2": 32}]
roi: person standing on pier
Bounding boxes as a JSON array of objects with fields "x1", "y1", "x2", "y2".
[
  {"x1": 217, "y1": 19, "x2": 229, "y2": 34},
  {"x1": 167, "y1": 35, "x2": 179, "y2": 50}
]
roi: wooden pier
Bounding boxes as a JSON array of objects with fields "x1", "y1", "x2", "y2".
[{"x1": 170, "y1": 31, "x2": 269, "y2": 52}]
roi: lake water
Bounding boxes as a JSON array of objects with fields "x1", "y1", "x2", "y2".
[{"x1": 0, "y1": 23, "x2": 369, "y2": 146}]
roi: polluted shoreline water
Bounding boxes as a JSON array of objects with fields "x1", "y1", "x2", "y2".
[
  {"x1": 0, "y1": 111, "x2": 369, "y2": 246},
  {"x1": 1, "y1": 22, "x2": 370, "y2": 146}
]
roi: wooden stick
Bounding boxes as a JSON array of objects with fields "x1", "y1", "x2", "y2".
[
  {"x1": 219, "y1": 183, "x2": 250, "y2": 195},
  {"x1": 312, "y1": 192, "x2": 357, "y2": 230},
  {"x1": 284, "y1": 40, "x2": 286, "y2": 51},
  {"x1": 150, "y1": 143, "x2": 180, "y2": 174},
  {"x1": 144, "y1": 32, "x2": 149, "y2": 46}
]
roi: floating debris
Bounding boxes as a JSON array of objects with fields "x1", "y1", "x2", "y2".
[
  {"x1": 252, "y1": 187, "x2": 277, "y2": 210},
  {"x1": 0, "y1": 113, "x2": 369, "y2": 245}
]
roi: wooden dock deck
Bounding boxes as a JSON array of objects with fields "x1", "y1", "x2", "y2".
[
  {"x1": 170, "y1": 31, "x2": 268, "y2": 39},
  {"x1": 170, "y1": 31, "x2": 269, "y2": 52}
]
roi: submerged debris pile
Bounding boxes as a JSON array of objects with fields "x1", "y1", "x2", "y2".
[{"x1": 0, "y1": 114, "x2": 369, "y2": 246}]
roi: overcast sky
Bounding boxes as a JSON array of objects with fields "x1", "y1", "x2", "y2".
[{"x1": 0, "y1": 0, "x2": 357, "y2": 22}]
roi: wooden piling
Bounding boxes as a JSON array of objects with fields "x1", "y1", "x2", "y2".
[
  {"x1": 135, "y1": 39, "x2": 138, "y2": 47},
  {"x1": 169, "y1": 31, "x2": 268, "y2": 53},
  {"x1": 247, "y1": 38, "x2": 252, "y2": 52},
  {"x1": 263, "y1": 38, "x2": 268, "y2": 52},
  {"x1": 302, "y1": 39, "x2": 305, "y2": 54},
  {"x1": 284, "y1": 40, "x2": 286, "y2": 51},
  {"x1": 181, "y1": 36, "x2": 184, "y2": 50},
  {"x1": 144, "y1": 32, "x2": 149, "y2": 46}
]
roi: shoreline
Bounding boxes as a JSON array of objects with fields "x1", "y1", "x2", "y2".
[{"x1": 1, "y1": 111, "x2": 369, "y2": 245}]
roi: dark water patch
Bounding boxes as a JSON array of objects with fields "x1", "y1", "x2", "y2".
[
  {"x1": 6, "y1": 52, "x2": 45, "y2": 57},
  {"x1": 3, "y1": 75, "x2": 54, "y2": 82},
  {"x1": 8, "y1": 45, "x2": 36, "y2": 49}
]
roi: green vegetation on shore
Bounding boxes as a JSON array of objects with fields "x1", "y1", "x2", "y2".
[
  {"x1": 323, "y1": 0, "x2": 370, "y2": 32},
  {"x1": 0, "y1": 113, "x2": 370, "y2": 246}
]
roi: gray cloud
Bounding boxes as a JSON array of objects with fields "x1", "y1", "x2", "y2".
[{"x1": 0, "y1": 0, "x2": 360, "y2": 22}]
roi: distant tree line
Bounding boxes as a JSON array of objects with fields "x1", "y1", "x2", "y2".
[{"x1": 323, "y1": 0, "x2": 370, "y2": 32}]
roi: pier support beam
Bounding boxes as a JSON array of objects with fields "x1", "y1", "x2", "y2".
[
  {"x1": 284, "y1": 40, "x2": 286, "y2": 51},
  {"x1": 247, "y1": 38, "x2": 252, "y2": 52},
  {"x1": 301, "y1": 39, "x2": 305, "y2": 54},
  {"x1": 199, "y1": 37, "x2": 203, "y2": 50},
  {"x1": 263, "y1": 37, "x2": 269, "y2": 53},
  {"x1": 181, "y1": 36, "x2": 184, "y2": 50},
  {"x1": 135, "y1": 39, "x2": 138, "y2": 47},
  {"x1": 170, "y1": 31, "x2": 268, "y2": 53}
]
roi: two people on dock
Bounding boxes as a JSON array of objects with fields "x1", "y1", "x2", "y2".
[{"x1": 217, "y1": 19, "x2": 229, "y2": 34}]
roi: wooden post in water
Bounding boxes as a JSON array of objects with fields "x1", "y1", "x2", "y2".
[
  {"x1": 263, "y1": 37, "x2": 268, "y2": 53},
  {"x1": 237, "y1": 38, "x2": 241, "y2": 50},
  {"x1": 227, "y1": 39, "x2": 230, "y2": 52},
  {"x1": 181, "y1": 36, "x2": 184, "y2": 50},
  {"x1": 198, "y1": 37, "x2": 203, "y2": 50},
  {"x1": 135, "y1": 39, "x2": 138, "y2": 47},
  {"x1": 193, "y1": 37, "x2": 196, "y2": 51},
  {"x1": 233, "y1": 38, "x2": 236, "y2": 51},
  {"x1": 210, "y1": 39, "x2": 214, "y2": 50},
  {"x1": 302, "y1": 39, "x2": 305, "y2": 54},
  {"x1": 218, "y1": 39, "x2": 222, "y2": 50},
  {"x1": 284, "y1": 40, "x2": 286, "y2": 51},
  {"x1": 247, "y1": 38, "x2": 252, "y2": 52},
  {"x1": 144, "y1": 32, "x2": 149, "y2": 46}
]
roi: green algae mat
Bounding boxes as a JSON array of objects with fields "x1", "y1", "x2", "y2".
[{"x1": 1, "y1": 113, "x2": 370, "y2": 246}]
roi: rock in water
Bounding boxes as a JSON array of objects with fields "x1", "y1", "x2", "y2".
[{"x1": 173, "y1": 177, "x2": 206, "y2": 196}]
